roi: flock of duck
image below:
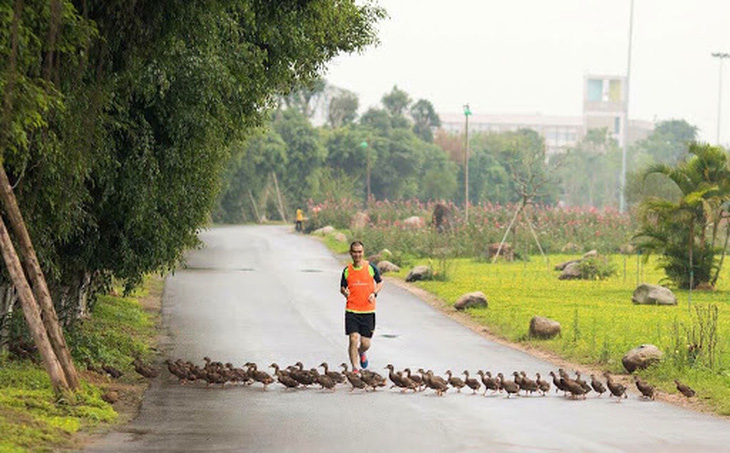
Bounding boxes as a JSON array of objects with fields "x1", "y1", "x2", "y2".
[{"x1": 160, "y1": 357, "x2": 697, "y2": 401}]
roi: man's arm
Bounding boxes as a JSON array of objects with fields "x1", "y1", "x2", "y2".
[
  {"x1": 368, "y1": 263, "x2": 383, "y2": 302},
  {"x1": 340, "y1": 269, "x2": 349, "y2": 298}
]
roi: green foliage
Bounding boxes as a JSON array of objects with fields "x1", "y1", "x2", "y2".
[
  {"x1": 578, "y1": 256, "x2": 617, "y2": 280},
  {"x1": 381, "y1": 85, "x2": 412, "y2": 117},
  {"x1": 634, "y1": 143, "x2": 730, "y2": 288},
  {"x1": 410, "y1": 99, "x2": 441, "y2": 142},
  {"x1": 327, "y1": 91, "x2": 359, "y2": 128},
  {"x1": 1, "y1": 0, "x2": 385, "y2": 309}
]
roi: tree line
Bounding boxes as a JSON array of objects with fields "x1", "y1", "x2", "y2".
[
  {"x1": 215, "y1": 84, "x2": 703, "y2": 222},
  {"x1": 0, "y1": 0, "x2": 384, "y2": 392}
]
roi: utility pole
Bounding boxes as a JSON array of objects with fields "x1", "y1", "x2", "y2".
[
  {"x1": 619, "y1": 0, "x2": 635, "y2": 214},
  {"x1": 463, "y1": 104, "x2": 471, "y2": 223},
  {"x1": 712, "y1": 52, "x2": 730, "y2": 145}
]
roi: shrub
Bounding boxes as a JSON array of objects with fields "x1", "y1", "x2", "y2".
[{"x1": 578, "y1": 257, "x2": 617, "y2": 280}]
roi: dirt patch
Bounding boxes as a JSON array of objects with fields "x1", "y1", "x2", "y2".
[{"x1": 385, "y1": 276, "x2": 719, "y2": 416}]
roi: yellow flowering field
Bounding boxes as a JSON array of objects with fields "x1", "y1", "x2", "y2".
[{"x1": 395, "y1": 254, "x2": 730, "y2": 414}]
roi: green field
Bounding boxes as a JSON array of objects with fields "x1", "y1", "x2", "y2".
[{"x1": 392, "y1": 254, "x2": 730, "y2": 414}]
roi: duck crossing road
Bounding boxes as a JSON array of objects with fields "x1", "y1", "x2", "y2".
[{"x1": 88, "y1": 225, "x2": 730, "y2": 453}]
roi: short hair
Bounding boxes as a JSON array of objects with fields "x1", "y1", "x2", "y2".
[{"x1": 349, "y1": 240, "x2": 364, "y2": 251}]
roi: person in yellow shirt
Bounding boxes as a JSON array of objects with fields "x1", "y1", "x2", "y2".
[{"x1": 295, "y1": 207, "x2": 304, "y2": 232}]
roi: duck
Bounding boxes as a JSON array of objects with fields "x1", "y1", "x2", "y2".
[
  {"x1": 445, "y1": 370, "x2": 466, "y2": 393},
  {"x1": 289, "y1": 362, "x2": 316, "y2": 387},
  {"x1": 164, "y1": 359, "x2": 190, "y2": 383},
  {"x1": 590, "y1": 374, "x2": 606, "y2": 397},
  {"x1": 101, "y1": 363, "x2": 123, "y2": 379},
  {"x1": 674, "y1": 379, "x2": 696, "y2": 398},
  {"x1": 385, "y1": 364, "x2": 406, "y2": 390},
  {"x1": 310, "y1": 368, "x2": 337, "y2": 391},
  {"x1": 604, "y1": 371, "x2": 628, "y2": 401},
  {"x1": 246, "y1": 363, "x2": 274, "y2": 390},
  {"x1": 574, "y1": 371, "x2": 592, "y2": 395},
  {"x1": 270, "y1": 363, "x2": 299, "y2": 390},
  {"x1": 463, "y1": 370, "x2": 481, "y2": 394},
  {"x1": 424, "y1": 370, "x2": 449, "y2": 396},
  {"x1": 403, "y1": 368, "x2": 424, "y2": 391},
  {"x1": 360, "y1": 369, "x2": 387, "y2": 391},
  {"x1": 634, "y1": 375, "x2": 655, "y2": 400},
  {"x1": 132, "y1": 359, "x2": 160, "y2": 379},
  {"x1": 343, "y1": 369, "x2": 368, "y2": 391},
  {"x1": 477, "y1": 370, "x2": 499, "y2": 395},
  {"x1": 318, "y1": 362, "x2": 345, "y2": 384},
  {"x1": 535, "y1": 373, "x2": 550, "y2": 396},
  {"x1": 517, "y1": 371, "x2": 538, "y2": 396},
  {"x1": 496, "y1": 373, "x2": 520, "y2": 398},
  {"x1": 549, "y1": 371, "x2": 567, "y2": 395},
  {"x1": 562, "y1": 376, "x2": 588, "y2": 400}
]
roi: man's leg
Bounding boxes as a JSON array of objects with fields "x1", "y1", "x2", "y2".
[{"x1": 348, "y1": 332, "x2": 361, "y2": 371}]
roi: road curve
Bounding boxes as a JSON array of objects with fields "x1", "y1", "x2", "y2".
[{"x1": 87, "y1": 225, "x2": 730, "y2": 452}]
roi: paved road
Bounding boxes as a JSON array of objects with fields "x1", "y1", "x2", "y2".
[{"x1": 88, "y1": 225, "x2": 730, "y2": 452}]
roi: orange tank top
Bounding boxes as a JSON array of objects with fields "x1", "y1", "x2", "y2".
[{"x1": 345, "y1": 262, "x2": 376, "y2": 313}]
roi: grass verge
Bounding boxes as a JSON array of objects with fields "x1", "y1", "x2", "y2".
[{"x1": 0, "y1": 275, "x2": 163, "y2": 452}]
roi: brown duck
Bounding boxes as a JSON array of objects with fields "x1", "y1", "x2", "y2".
[
  {"x1": 634, "y1": 375, "x2": 655, "y2": 400},
  {"x1": 311, "y1": 368, "x2": 337, "y2": 391},
  {"x1": 549, "y1": 371, "x2": 567, "y2": 395},
  {"x1": 604, "y1": 371, "x2": 628, "y2": 401},
  {"x1": 445, "y1": 370, "x2": 466, "y2": 393},
  {"x1": 535, "y1": 373, "x2": 550, "y2": 396},
  {"x1": 319, "y1": 362, "x2": 345, "y2": 384},
  {"x1": 270, "y1": 363, "x2": 299, "y2": 390},
  {"x1": 403, "y1": 368, "x2": 424, "y2": 391},
  {"x1": 590, "y1": 374, "x2": 606, "y2": 397},
  {"x1": 674, "y1": 379, "x2": 696, "y2": 398},
  {"x1": 425, "y1": 370, "x2": 449, "y2": 396},
  {"x1": 477, "y1": 370, "x2": 499, "y2": 395},
  {"x1": 497, "y1": 373, "x2": 520, "y2": 398},
  {"x1": 463, "y1": 370, "x2": 482, "y2": 394}
]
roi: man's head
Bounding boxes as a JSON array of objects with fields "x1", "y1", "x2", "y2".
[{"x1": 349, "y1": 241, "x2": 364, "y2": 265}]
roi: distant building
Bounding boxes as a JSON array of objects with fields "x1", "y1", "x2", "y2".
[{"x1": 439, "y1": 74, "x2": 654, "y2": 155}]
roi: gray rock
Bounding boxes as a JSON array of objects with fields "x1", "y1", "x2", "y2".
[
  {"x1": 582, "y1": 249, "x2": 599, "y2": 259},
  {"x1": 454, "y1": 292, "x2": 488, "y2": 310},
  {"x1": 332, "y1": 232, "x2": 347, "y2": 243},
  {"x1": 632, "y1": 283, "x2": 677, "y2": 306},
  {"x1": 486, "y1": 243, "x2": 514, "y2": 261},
  {"x1": 622, "y1": 344, "x2": 663, "y2": 373},
  {"x1": 376, "y1": 260, "x2": 400, "y2": 274},
  {"x1": 313, "y1": 225, "x2": 335, "y2": 235},
  {"x1": 529, "y1": 316, "x2": 561, "y2": 339},
  {"x1": 558, "y1": 262, "x2": 582, "y2": 280},
  {"x1": 554, "y1": 259, "x2": 580, "y2": 271},
  {"x1": 405, "y1": 265, "x2": 432, "y2": 282}
]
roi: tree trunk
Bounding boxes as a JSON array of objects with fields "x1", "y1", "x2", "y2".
[
  {"x1": 0, "y1": 216, "x2": 69, "y2": 393},
  {"x1": 0, "y1": 166, "x2": 79, "y2": 389}
]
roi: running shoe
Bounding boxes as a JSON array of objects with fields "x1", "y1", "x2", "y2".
[{"x1": 359, "y1": 352, "x2": 368, "y2": 369}]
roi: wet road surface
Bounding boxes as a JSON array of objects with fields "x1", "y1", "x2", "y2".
[{"x1": 87, "y1": 225, "x2": 730, "y2": 452}]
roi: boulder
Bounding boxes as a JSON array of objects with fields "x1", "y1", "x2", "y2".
[
  {"x1": 403, "y1": 216, "x2": 425, "y2": 229},
  {"x1": 368, "y1": 249, "x2": 393, "y2": 265},
  {"x1": 631, "y1": 283, "x2": 677, "y2": 306},
  {"x1": 350, "y1": 211, "x2": 369, "y2": 230},
  {"x1": 332, "y1": 232, "x2": 348, "y2": 243},
  {"x1": 622, "y1": 344, "x2": 663, "y2": 373},
  {"x1": 619, "y1": 244, "x2": 636, "y2": 255},
  {"x1": 529, "y1": 316, "x2": 561, "y2": 339},
  {"x1": 313, "y1": 225, "x2": 335, "y2": 235},
  {"x1": 405, "y1": 265, "x2": 432, "y2": 282},
  {"x1": 554, "y1": 259, "x2": 580, "y2": 271},
  {"x1": 582, "y1": 249, "x2": 599, "y2": 259},
  {"x1": 558, "y1": 262, "x2": 582, "y2": 280},
  {"x1": 453, "y1": 291, "x2": 488, "y2": 310},
  {"x1": 376, "y1": 260, "x2": 400, "y2": 274},
  {"x1": 486, "y1": 243, "x2": 514, "y2": 261}
]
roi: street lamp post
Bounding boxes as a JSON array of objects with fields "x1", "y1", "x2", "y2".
[
  {"x1": 361, "y1": 140, "x2": 370, "y2": 204},
  {"x1": 619, "y1": 0, "x2": 635, "y2": 214},
  {"x1": 463, "y1": 104, "x2": 472, "y2": 223},
  {"x1": 712, "y1": 52, "x2": 730, "y2": 145}
]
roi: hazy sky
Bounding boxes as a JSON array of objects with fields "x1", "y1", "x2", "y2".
[{"x1": 325, "y1": 0, "x2": 730, "y2": 144}]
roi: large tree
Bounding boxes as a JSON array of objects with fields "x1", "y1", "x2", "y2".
[{"x1": 1, "y1": 0, "x2": 384, "y2": 391}]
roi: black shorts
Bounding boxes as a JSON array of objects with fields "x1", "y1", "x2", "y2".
[{"x1": 345, "y1": 312, "x2": 376, "y2": 338}]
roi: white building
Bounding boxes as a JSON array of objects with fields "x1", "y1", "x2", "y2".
[{"x1": 439, "y1": 74, "x2": 654, "y2": 155}]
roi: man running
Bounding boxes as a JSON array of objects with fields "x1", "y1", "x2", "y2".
[{"x1": 340, "y1": 241, "x2": 383, "y2": 373}]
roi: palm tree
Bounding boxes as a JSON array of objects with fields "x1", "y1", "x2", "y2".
[{"x1": 633, "y1": 143, "x2": 730, "y2": 289}]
